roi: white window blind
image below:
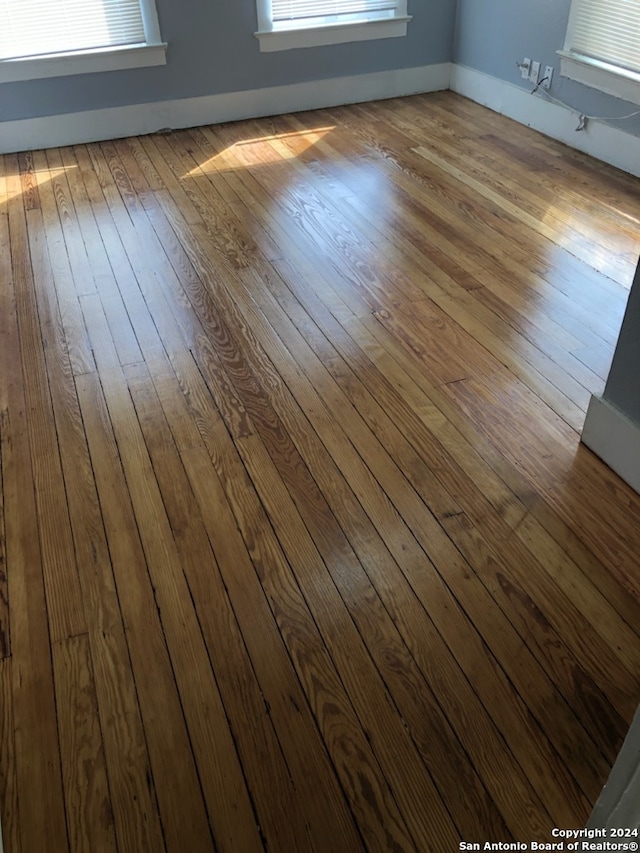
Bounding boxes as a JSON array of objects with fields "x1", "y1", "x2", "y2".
[
  {"x1": 567, "y1": 0, "x2": 640, "y2": 74},
  {"x1": 0, "y1": 0, "x2": 146, "y2": 61},
  {"x1": 255, "y1": 0, "x2": 409, "y2": 52},
  {"x1": 271, "y1": 0, "x2": 398, "y2": 24}
]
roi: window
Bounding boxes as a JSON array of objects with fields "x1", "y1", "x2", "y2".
[
  {"x1": 254, "y1": 0, "x2": 411, "y2": 52},
  {"x1": 559, "y1": 0, "x2": 640, "y2": 105},
  {"x1": 0, "y1": 0, "x2": 166, "y2": 83}
]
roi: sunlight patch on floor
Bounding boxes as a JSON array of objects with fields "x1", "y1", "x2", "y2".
[
  {"x1": 180, "y1": 127, "x2": 335, "y2": 177},
  {"x1": 0, "y1": 166, "x2": 77, "y2": 205}
]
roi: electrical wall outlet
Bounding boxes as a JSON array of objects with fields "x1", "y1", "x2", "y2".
[
  {"x1": 543, "y1": 65, "x2": 553, "y2": 89},
  {"x1": 530, "y1": 60, "x2": 540, "y2": 84},
  {"x1": 521, "y1": 57, "x2": 531, "y2": 80}
]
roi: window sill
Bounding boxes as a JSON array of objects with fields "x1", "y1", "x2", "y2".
[
  {"x1": 255, "y1": 16, "x2": 411, "y2": 53},
  {"x1": 0, "y1": 42, "x2": 168, "y2": 84},
  {"x1": 558, "y1": 50, "x2": 640, "y2": 107}
]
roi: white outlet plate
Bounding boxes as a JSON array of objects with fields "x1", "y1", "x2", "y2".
[
  {"x1": 521, "y1": 57, "x2": 531, "y2": 80},
  {"x1": 530, "y1": 60, "x2": 540, "y2": 83},
  {"x1": 543, "y1": 65, "x2": 553, "y2": 89}
]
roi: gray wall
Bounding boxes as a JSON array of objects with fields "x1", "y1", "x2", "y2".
[
  {"x1": 604, "y1": 261, "x2": 640, "y2": 425},
  {"x1": 454, "y1": 0, "x2": 640, "y2": 136},
  {"x1": 0, "y1": 0, "x2": 455, "y2": 122}
]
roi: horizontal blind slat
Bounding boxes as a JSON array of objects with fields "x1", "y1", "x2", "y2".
[
  {"x1": 271, "y1": 0, "x2": 397, "y2": 22},
  {"x1": 0, "y1": 0, "x2": 145, "y2": 60},
  {"x1": 570, "y1": 0, "x2": 640, "y2": 73}
]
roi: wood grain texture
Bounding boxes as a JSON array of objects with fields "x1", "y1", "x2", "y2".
[
  {"x1": 52, "y1": 635, "x2": 118, "y2": 852},
  {"x1": 1, "y1": 92, "x2": 640, "y2": 851},
  {"x1": 1, "y1": 159, "x2": 69, "y2": 853},
  {"x1": 26, "y1": 163, "x2": 165, "y2": 853},
  {"x1": 0, "y1": 208, "x2": 10, "y2": 661},
  {"x1": 0, "y1": 658, "x2": 20, "y2": 853}
]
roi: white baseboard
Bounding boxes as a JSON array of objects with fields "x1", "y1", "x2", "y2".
[
  {"x1": 581, "y1": 395, "x2": 640, "y2": 495},
  {"x1": 0, "y1": 63, "x2": 451, "y2": 154},
  {"x1": 450, "y1": 64, "x2": 640, "y2": 178},
  {"x1": 588, "y1": 703, "x2": 640, "y2": 831}
]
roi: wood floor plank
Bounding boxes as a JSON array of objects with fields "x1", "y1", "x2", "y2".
[
  {"x1": 426, "y1": 96, "x2": 640, "y2": 263},
  {"x1": 0, "y1": 181, "x2": 68, "y2": 853},
  {"x1": 124, "y1": 359, "x2": 353, "y2": 853},
  {"x1": 0, "y1": 658, "x2": 20, "y2": 853},
  {"x1": 225, "y1": 265, "x2": 604, "y2": 813},
  {"x1": 6, "y1": 158, "x2": 85, "y2": 644},
  {"x1": 236, "y1": 431, "x2": 460, "y2": 847},
  {"x1": 0, "y1": 510, "x2": 6, "y2": 657},
  {"x1": 526, "y1": 495, "x2": 640, "y2": 631},
  {"x1": 261, "y1": 116, "x2": 606, "y2": 432},
  {"x1": 135, "y1": 160, "x2": 580, "y2": 832},
  {"x1": 338, "y1": 107, "x2": 602, "y2": 307},
  {"x1": 203, "y1": 125, "x2": 411, "y2": 315},
  {"x1": 292, "y1": 115, "x2": 609, "y2": 399},
  {"x1": 371, "y1": 323, "x2": 637, "y2": 636},
  {"x1": 26, "y1": 198, "x2": 166, "y2": 852},
  {"x1": 307, "y1": 105, "x2": 627, "y2": 347},
  {"x1": 53, "y1": 145, "x2": 144, "y2": 368},
  {"x1": 16, "y1": 151, "x2": 41, "y2": 213},
  {"x1": 68, "y1": 143, "x2": 165, "y2": 358},
  {"x1": 0, "y1": 153, "x2": 9, "y2": 208},
  {"x1": 0, "y1": 211, "x2": 9, "y2": 661},
  {"x1": 215, "y1": 302, "x2": 527, "y2": 837},
  {"x1": 181, "y1": 447, "x2": 369, "y2": 851},
  {"x1": 52, "y1": 635, "x2": 117, "y2": 852},
  {"x1": 115, "y1": 200, "x2": 420, "y2": 844},
  {"x1": 166, "y1": 354, "x2": 374, "y2": 846},
  {"x1": 42, "y1": 148, "x2": 97, "y2": 297},
  {"x1": 330, "y1": 111, "x2": 617, "y2": 352},
  {"x1": 29, "y1": 149, "x2": 95, "y2": 377},
  {"x1": 97, "y1": 362, "x2": 263, "y2": 852},
  {"x1": 109, "y1": 287, "x2": 413, "y2": 848},
  {"x1": 339, "y1": 314, "x2": 619, "y2": 781},
  {"x1": 410, "y1": 139, "x2": 635, "y2": 288},
  {"x1": 278, "y1": 112, "x2": 600, "y2": 409},
  {"x1": 76, "y1": 370, "x2": 210, "y2": 853},
  {"x1": 248, "y1": 261, "x2": 634, "y2": 758},
  {"x1": 124, "y1": 106, "x2": 632, "y2": 820}
]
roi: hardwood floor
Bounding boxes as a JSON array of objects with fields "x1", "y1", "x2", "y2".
[{"x1": 1, "y1": 90, "x2": 640, "y2": 851}]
